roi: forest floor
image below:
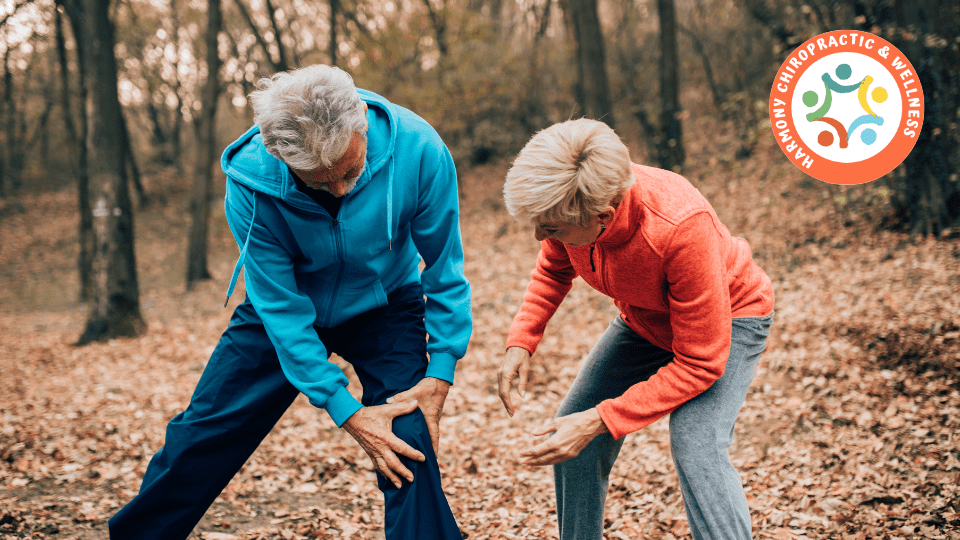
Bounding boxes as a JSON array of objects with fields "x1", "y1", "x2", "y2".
[{"x1": 1, "y1": 118, "x2": 959, "y2": 540}]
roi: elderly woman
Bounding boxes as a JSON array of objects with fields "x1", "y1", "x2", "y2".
[{"x1": 498, "y1": 119, "x2": 774, "y2": 540}]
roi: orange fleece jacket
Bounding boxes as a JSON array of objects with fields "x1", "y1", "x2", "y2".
[{"x1": 506, "y1": 164, "x2": 774, "y2": 439}]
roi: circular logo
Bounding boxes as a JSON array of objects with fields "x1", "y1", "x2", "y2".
[{"x1": 769, "y1": 30, "x2": 924, "y2": 185}]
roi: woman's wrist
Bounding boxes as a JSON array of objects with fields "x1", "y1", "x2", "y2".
[{"x1": 589, "y1": 408, "x2": 609, "y2": 436}]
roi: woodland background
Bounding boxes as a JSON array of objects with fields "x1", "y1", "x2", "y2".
[{"x1": 1, "y1": 0, "x2": 959, "y2": 538}]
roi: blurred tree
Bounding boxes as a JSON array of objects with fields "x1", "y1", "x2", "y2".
[
  {"x1": 329, "y1": 0, "x2": 337, "y2": 65},
  {"x1": 76, "y1": 0, "x2": 145, "y2": 344},
  {"x1": 55, "y1": 0, "x2": 95, "y2": 301},
  {"x1": 186, "y1": 0, "x2": 222, "y2": 288},
  {"x1": 559, "y1": 0, "x2": 612, "y2": 125},
  {"x1": 655, "y1": 0, "x2": 683, "y2": 171},
  {"x1": 632, "y1": 0, "x2": 685, "y2": 170},
  {"x1": 886, "y1": 0, "x2": 960, "y2": 237},
  {"x1": 234, "y1": 0, "x2": 290, "y2": 72},
  {"x1": 1, "y1": 46, "x2": 26, "y2": 194},
  {"x1": 738, "y1": 0, "x2": 959, "y2": 236}
]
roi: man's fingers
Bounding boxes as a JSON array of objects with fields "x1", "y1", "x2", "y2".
[
  {"x1": 383, "y1": 450, "x2": 416, "y2": 484},
  {"x1": 425, "y1": 416, "x2": 440, "y2": 455},
  {"x1": 375, "y1": 456, "x2": 406, "y2": 488},
  {"x1": 388, "y1": 434, "x2": 426, "y2": 463},
  {"x1": 386, "y1": 399, "x2": 419, "y2": 416},
  {"x1": 385, "y1": 388, "x2": 416, "y2": 405}
]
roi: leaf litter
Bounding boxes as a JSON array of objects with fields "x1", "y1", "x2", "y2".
[{"x1": 1, "y1": 125, "x2": 958, "y2": 539}]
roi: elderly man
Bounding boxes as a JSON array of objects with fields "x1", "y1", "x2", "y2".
[{"x1": 109, "y1": 65, "x2": 471, "y2": 540}]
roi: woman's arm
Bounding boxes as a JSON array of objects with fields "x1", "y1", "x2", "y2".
[{"x1": 596, "y1": 212, "x2": 733, "y2": 439}]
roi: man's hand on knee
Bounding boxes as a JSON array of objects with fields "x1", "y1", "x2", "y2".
[
  {"x1": 386, "y1": 377, "x2": 450, "y2": 455},
  {"x1": 342, "y1": 401, "x2": 426, "y2": 488}
]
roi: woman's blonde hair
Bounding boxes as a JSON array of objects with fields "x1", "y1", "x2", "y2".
[{"x1": 503, "y1": 119, "x2": 632, "y2": 227}]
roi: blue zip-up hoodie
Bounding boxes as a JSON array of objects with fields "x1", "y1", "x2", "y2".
[{"x1": 220, "y1": 89, "x2": 472, "y2": 427}]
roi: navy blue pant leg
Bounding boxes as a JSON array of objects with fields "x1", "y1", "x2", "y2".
[
  {"x1": 318, "y1": 282, "x2": 462, "y2": 540},
  {"x1": 109, "y1": 301, "x2": 300, "y2": 540}
]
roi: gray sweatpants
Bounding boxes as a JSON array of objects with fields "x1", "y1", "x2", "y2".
[{"x1": 554, "y1": 314, "x2": 773, "y2": 540}]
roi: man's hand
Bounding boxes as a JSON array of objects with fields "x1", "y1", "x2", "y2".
[
  {"x1": 498, "y1": 347, "x2": 532, "y2": 417},
  {"x1": 386, "y1": 377, "x2": 451, "y2": 455},
  {"x1": 519, "y1": 408, "x2": 609, "y2": 467},
  {"x1": 342, "y1": 401, "x2": 426, "y2": 489}
]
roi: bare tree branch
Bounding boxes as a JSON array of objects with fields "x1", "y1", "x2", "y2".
[{"x1": 0, "y1": 0, "x2": 36, "y2": 31}]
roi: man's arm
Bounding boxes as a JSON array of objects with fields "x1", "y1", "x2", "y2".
[
  {"x1": 409, "y1": 140, "x2": 472, "y2": 384},
  {"x1": 400, "y1": 135, "x2": 471, "y2": 454},
  {"x1": 226, "y1": 181, "x2": 427, "y2": 484},
  {"x1": 225, "y1": 181, "x2": 361, "y2": 425}
]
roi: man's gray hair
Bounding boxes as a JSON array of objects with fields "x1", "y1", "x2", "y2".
[{"x1": 249, "y1": 65, "x2": 368, "y2": 170}]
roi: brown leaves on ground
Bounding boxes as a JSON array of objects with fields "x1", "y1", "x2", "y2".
[{"x1": 1, "y1": 124, "x2": 958, "y2": 539}]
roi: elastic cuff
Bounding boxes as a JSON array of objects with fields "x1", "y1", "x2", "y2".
[
  {"x1": 325, "y1": 386, "x2": 364, "y2": 428},
  {"x1": 596, "y1": 400, "x2": 626, "y2": 440},
  {"x1": 425, "y1": 352, "x2": 458, "y2": 385}
]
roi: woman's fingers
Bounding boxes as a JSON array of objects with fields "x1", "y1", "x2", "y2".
[
  {"x1": 498, "y1": 364, "x2": 517, "y2": 416},
  {"x1": 499, "y1": 348, "x2": 532, "y2": 416},
  {"x1": 517, "y1": 357, "x2": 529, "y2": 398},
  {"x1": 529, "y1": 420, "x2": 557, "y2": 437}
]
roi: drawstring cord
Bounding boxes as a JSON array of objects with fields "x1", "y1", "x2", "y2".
[
  {"x1": 225, "y1": 191, "x2": 257, "y2": 307},
  {"x1": 387, "y1": 155, "x2": 394, "y2": 250}
]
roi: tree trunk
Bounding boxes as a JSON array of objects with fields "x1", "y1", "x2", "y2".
[
  {"x1": 234, "y1": 0, "x2": 289, "y2": 72},
  {"x1": 893, "y1": 0, "x2": 959, "y2": 237},
  {"x1": 119, "y1": 111, "x2": 146, "y2": 206},
  {"x1": 76, "y1": 0, "x2": 145, "y2": 344},
  {"x1": 560, "y1": 0, "x2": 613, "y2": 126},
  {"x1": 59, "y1": 0, "x2": 96, "y2": 301},
  {"x1": 2, "y1": 49, "x2": 21, "y2": 193},
  {"x1": 329, "y1": 0, "x2": 338, "y2": 66},
  {"x1": 656, "y1": 0, "x2": 685, "y2": 171},
  {"x1": 186, "y1": 0, "x2": 222, "y2": 288}
]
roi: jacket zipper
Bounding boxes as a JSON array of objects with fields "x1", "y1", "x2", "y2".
[
  {"x1": 592, "y1": 243, "x2": 609, "y2": 294},
  {"x1": 325, "y1": 215, "x2": 344, "y2": 328}
]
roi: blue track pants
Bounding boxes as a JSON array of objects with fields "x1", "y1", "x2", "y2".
[{"x1": 109, "y1": 283, "x2": 462, "y2": 540}]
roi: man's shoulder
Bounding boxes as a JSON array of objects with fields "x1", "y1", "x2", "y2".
[{"x1": 359, "y1": 88, "x2": 443, "y2": 145}]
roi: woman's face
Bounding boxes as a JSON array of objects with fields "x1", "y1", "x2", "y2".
[{"x1": 534, "y1": 217, "x2": 604, "y2": 247}]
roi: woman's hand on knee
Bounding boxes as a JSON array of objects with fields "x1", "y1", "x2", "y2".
[
  {"x1": 342, "y1": 401, "x2": 426, "y2": 489},
  {"x1": 498, "y1": 347, "x2": 532, "y2": 417},
  {"x1": 519, "y1": 408, "x2": 609, "y2": 467}
]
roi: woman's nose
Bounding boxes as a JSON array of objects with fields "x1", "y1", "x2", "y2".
[{"x1": 534, "y1": 227, "x2": 548, "y2": 241}]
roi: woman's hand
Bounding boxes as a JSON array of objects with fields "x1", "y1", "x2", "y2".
[
  {"x1": 498, "y1": 347, "x2": 532, "y2": 416},
  {"x1": 519, "y1": 408, "x2": 609, "y2": 467}
]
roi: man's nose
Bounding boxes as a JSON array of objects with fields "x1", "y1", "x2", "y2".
[{"x1": 330, "y1": 180, "x2": 348, "y2": 197}]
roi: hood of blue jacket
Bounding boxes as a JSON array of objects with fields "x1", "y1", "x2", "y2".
[{"x1": 221, "y1": 89, "x2": 397, "y2": 202}]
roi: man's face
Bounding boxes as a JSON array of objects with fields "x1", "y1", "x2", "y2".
[{"x1": 291, "y1": 132, "x2": 367, "y2": 198}]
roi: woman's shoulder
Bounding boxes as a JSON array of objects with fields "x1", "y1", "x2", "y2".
[{"x1": 630, "y1": 164, "x2": 712, "y2": 226}]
